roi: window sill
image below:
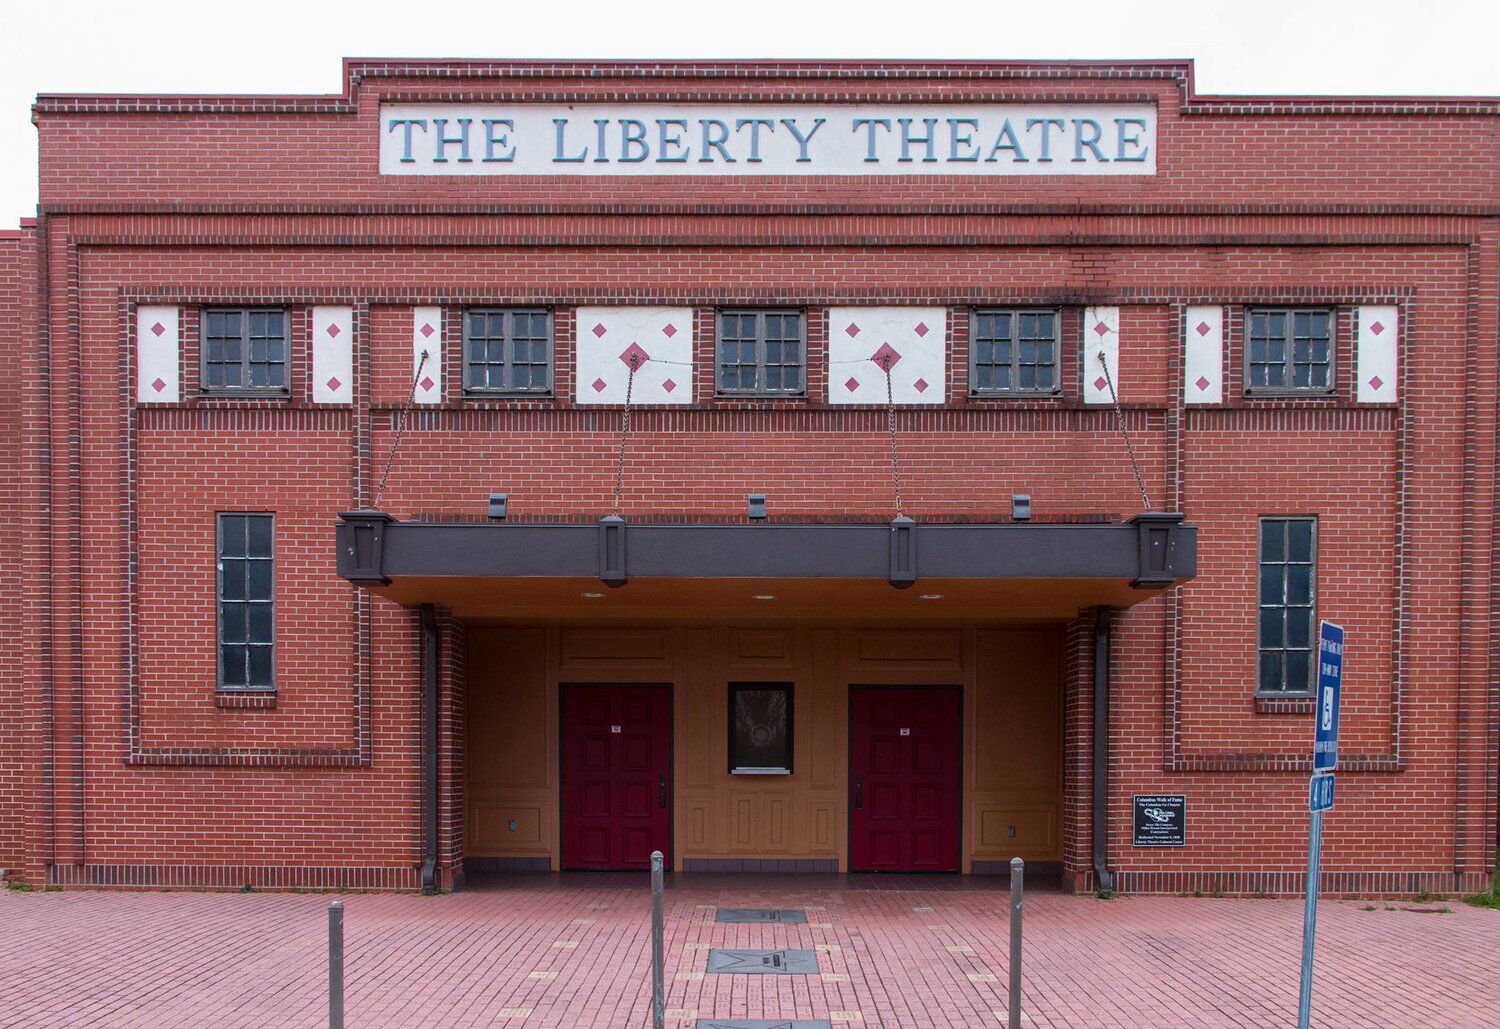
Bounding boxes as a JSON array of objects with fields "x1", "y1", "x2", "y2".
[
  {"x1": 1255, "y1": 695, "x2": 1315, "y2": 715},
  {"x1": 215, "y1": 691, "x2": 277, "y2": 710}
]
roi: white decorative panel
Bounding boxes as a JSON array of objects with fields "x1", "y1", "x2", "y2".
[
  {"x1": 311, "y1": 306, "x2": 354, "y2": 404},
  {"x1": 1357, "y1": 305, "x2": 1398, "y2": 403},
  {"x1": 575, "y1": 307, "x2": 693, "y2": 405},
  {"x1": 136, "y1": 305, "x2": 179, "y2": 404},
  {"x1": 1184, "y1": 305, "x2": 1224, "y2": 405},
  {"x1": 412, "y1": 307, "x2": 442, "y2": 404},
  {"x1": 827, "y1": 307, "x2": 946, "y2": 405},
  {"x1": 1082, "y1": 306, "x2": 1120, "y2": 405}
]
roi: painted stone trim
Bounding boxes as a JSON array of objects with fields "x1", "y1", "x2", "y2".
[
  {"x1": 311, "y1": 306, "x2": 354, "y2": 404},
  {"x1": 1183, "y1": 305, "x2": 1223, "y2": 405},
  {"x1": 1356, "y1": 305, "x2": 1398, "y2": 403},
  {"x1": 574, "y1": 306, "x2": 693, "y2": 405},
  {"x1": 826, "y1": 307, "x2": 946, "y2": 405},
  {"x1": 136, "y1": 304, "x2": 180, "y2": 403},
  {"x1": 413, "y1": 306, "x2": 443, "y2": 403},
  {"x1": 1082, "y1": 306, "x2": 1120, "y2": 405}
]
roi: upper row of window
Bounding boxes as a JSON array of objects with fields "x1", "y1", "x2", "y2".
[{"x1": 196, "y1": 305, "x2": 1338, "y2": 398}]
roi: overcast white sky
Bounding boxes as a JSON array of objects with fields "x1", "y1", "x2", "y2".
[{"x1": 4, "y1": 0, "x2": 1499, "y2": 220}]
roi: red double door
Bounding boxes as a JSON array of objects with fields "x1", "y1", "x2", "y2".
[
  {"x1": 561, "y1": 685, "x2": 673, "y2": 870},
  {"x1": 850, "y1": 687, "x2": 962, "y2": 872}
]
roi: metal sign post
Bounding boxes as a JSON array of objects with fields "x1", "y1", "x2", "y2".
[{"x1": 1297, "y1": 620, "x2": 1343, "y2": 1029}]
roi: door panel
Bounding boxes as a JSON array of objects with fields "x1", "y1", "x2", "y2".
[
  {"x1": 562, "y1": 685, "x2": 672, "y2": 869},
  {"x1": 850, "y1": 687, "x2": 961, "y2": 872}
]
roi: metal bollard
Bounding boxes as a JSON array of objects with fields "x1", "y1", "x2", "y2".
[
  {"x1": 650, "y1": 851, "x2": 665, "y2": 1029},
  {"x1": 1008, "y1": 857, "x2": 1023, "y2": 1029},
  {"x1": 328, "y1": 900, "x2": 344, "y2": 1029}
]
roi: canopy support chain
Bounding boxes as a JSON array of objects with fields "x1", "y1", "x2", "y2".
[
  {"x1": 1095, "y1": 347, "x2": 1153, "y2": 512},
  {"x1": 372, "y1": 349, "x2": 430, "y2": 510}
]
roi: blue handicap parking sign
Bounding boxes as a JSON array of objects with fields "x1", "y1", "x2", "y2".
[
  {"x1": 1313, "y1": 621, "x2": 1344, "y2": 774},
  {"x1": 1309, "y1": 774, "x2": 1335, "y2": 813}
]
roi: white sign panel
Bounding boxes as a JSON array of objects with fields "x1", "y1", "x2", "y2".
[
  {"x1": 575, "y1": 307, "x2": 693, "y2": 405},
  {"x1": 827, "y1": 307, "x2": 946, "y2": 405},
  {"x1": 136, "y1": 304, "x2": 180, "y2": 404},
  {"x1": 379, "y1": 104, "x2": 1156, "y2": 177}
]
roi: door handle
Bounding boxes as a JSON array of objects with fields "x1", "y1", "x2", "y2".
[
  {"x1": 659, "y1": 774, "x2": 667, "y2": 809},
  {"x1": 854, "y1": 778, "x2": 862, "y2": 809}
]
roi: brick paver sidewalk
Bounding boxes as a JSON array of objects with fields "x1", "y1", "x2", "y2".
[{"x1": 0, "y1": 877, "x2": 1494, "y2": 1027}]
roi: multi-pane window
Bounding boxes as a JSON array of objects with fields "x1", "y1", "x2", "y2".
[
  {"x1": 1246, "y1": 308, "x2": 1334, "y2": 393},
  {"x1": 728, "y1": 683, "x2": 793, "y2": 774},
  {"x1": 202, "y1": 307, "x2": 288, "y2": 392},
  {"x1": 1258, "y1": 517, "x2": 1317, "y2": 694},
  {"x1": 217, "y1": 513, "x2": 275, "y2": 691},
  {"x1": 971, "y1": 308, "x2": 1060, "y2": 394},
  {"x1": 717, "y1": 310, "x2": 805, "y2": 395},
  {"x1": 463, "y1": 308, "x2": 552, "y2": 393}
]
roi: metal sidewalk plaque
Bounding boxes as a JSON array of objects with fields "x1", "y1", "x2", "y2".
[
  {"x1": 706, "y1": 949, "x2": 820, "y2": 975},
  {"x1": 715, "y1": 908, "x2": 809, "y2": 924}
]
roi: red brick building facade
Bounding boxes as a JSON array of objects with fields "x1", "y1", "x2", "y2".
[{"x1": 1, "y1": 59, "x2": 1496, "y2": 896}]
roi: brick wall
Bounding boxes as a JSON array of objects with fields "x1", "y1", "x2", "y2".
[
  {"x1": 8, "y1": 61, "x2": 1498, "y2": 893},
  {"x1": 0, "y1": 225, "x2": 35, "y2": 876}
]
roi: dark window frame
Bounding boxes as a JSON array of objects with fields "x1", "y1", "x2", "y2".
[
  {"x1": 461, "y1": 307, "x2": 555, "y2": 396},
  {"x1": 1256, "y1": 515, "x2": 1318, "y2": 697},
  {"x1": 968, "y1": 307, "x2": 1063, "y2": 396},
  {"x1": 1243, "y1": 306, "x2": 1337, "y2": 396},
  {"x1": 216, "y1": 512, "x2": 276, "y2": 693},
  {"x1": 727, "y1": 682, "x2": 795, "y2": 774},
  {"x1": 200, "y1": 306, "x2": 291, "y2": 395},
  {"x1": 715, "y1": 308, "x2": 807, "y2": 397}
]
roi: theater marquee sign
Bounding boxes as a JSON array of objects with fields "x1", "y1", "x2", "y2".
[{"x1": 378, "y1": 104, "x2": 1156, "y2": 176}]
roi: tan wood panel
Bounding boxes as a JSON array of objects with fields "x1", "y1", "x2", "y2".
[{"x1": 465, "y1": 623, "x2": 1064, "y2": 871}]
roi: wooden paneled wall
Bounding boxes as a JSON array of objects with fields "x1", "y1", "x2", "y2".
[{"x1": 465, "y1": 624, "x2": 1063, "y2": 871}]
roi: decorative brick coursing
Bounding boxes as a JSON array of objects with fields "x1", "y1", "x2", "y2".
[{"x1": 47, "y1": 862, "x2": 419, "y2": 892}]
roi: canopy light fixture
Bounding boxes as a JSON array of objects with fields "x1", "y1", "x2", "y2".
[
  {"x1": 919, "y1": 594, "x2": 945, "y2": 600},
  {"x1": 752, "y1": 594, "x2": 777, "y2": 601},
  {"x1": 581, "y1": 592, "x2": 605, "y2": 599}
]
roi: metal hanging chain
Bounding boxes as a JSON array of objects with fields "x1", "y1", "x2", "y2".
[
  {"x1": 372, "y1": 350, "x2": 430, "y2": 510},
  {"x1": 881, "y1": 356, "x2": 905, "y2": 519},
  {"x1": 612, "y1": 355, "x2": 640, "y2": 515},
  {"x1": 1096, "y1": 347, "x2": 1153, "y2": 512}
]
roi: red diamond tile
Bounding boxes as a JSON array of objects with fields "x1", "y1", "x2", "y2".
[
  {"x1": 1369, "y1": 321, "x2": 1385, "y2": 336},
  {"x1": 150, "y1": 321, "x2": 166, "y2": 338},
  {"x1": 326, "y1": 322, "x2": 342, "y2": 338},
  {"x1": 662, "y1": 323, "x2": 678, "y2": 338},
  {"x1": 914, "y1": 321, "x2": 929, "y2": 337},
  {"x1": 662, "y1": 378, "x2": 677, "y2": 393},
  {"x1": 1368, "y1": 375, "x2": 1384, "y2": 391},
  {"x1": 1093, "y1": 376, "x2": 1108, "y2": 391},
  {"x1": 419, "y1": 323, "x2": 435, "y2": 338},
  {"x1": 1094, "y1": 321, "x2": 1111, "y2": 337},
  {"x1": 619, "y1": 342, "x2": 650, "y2": 367},
  {"x1": 592, "y1": 378, "x2": 608, "y2": 393},
  {"x1": 845, "y1": 322, "x2": 860, "y2": 337},
  {"x1": 844, "y1": 376, "x2": 860, "y2": 392},
  {"x1": 871, "y1": 342, "x2": 902, "y2": 368},
  {"x1": 325, "y1": 377, "x2": 342, "y2": 392},
  {"x1": 913, "y1": 378, "x2": 929, "y2": 393},
  {"x1": 592, "y1": 323, "x2": 608, "y2": 338},
  {"x1": 419, "y1": 376, "x2": 435, "y2": 392},
  {"x1": 1195, "y1": 375, "x2": 1211, "y2": 392},
  {"x1": 151, "y1": 377, "x2": 166, "y2": 393},
  {"x1": 1196, "y1": 321, "x2": 1212, "y2": 337}
]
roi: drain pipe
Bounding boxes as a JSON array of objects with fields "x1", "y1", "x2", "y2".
[
  {"x1": 1092, "y1": 607, "x2": 1117, "y2": 895},
  {"x1": 420, "y1": 604, "x2": 440, "y2": 894}
]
